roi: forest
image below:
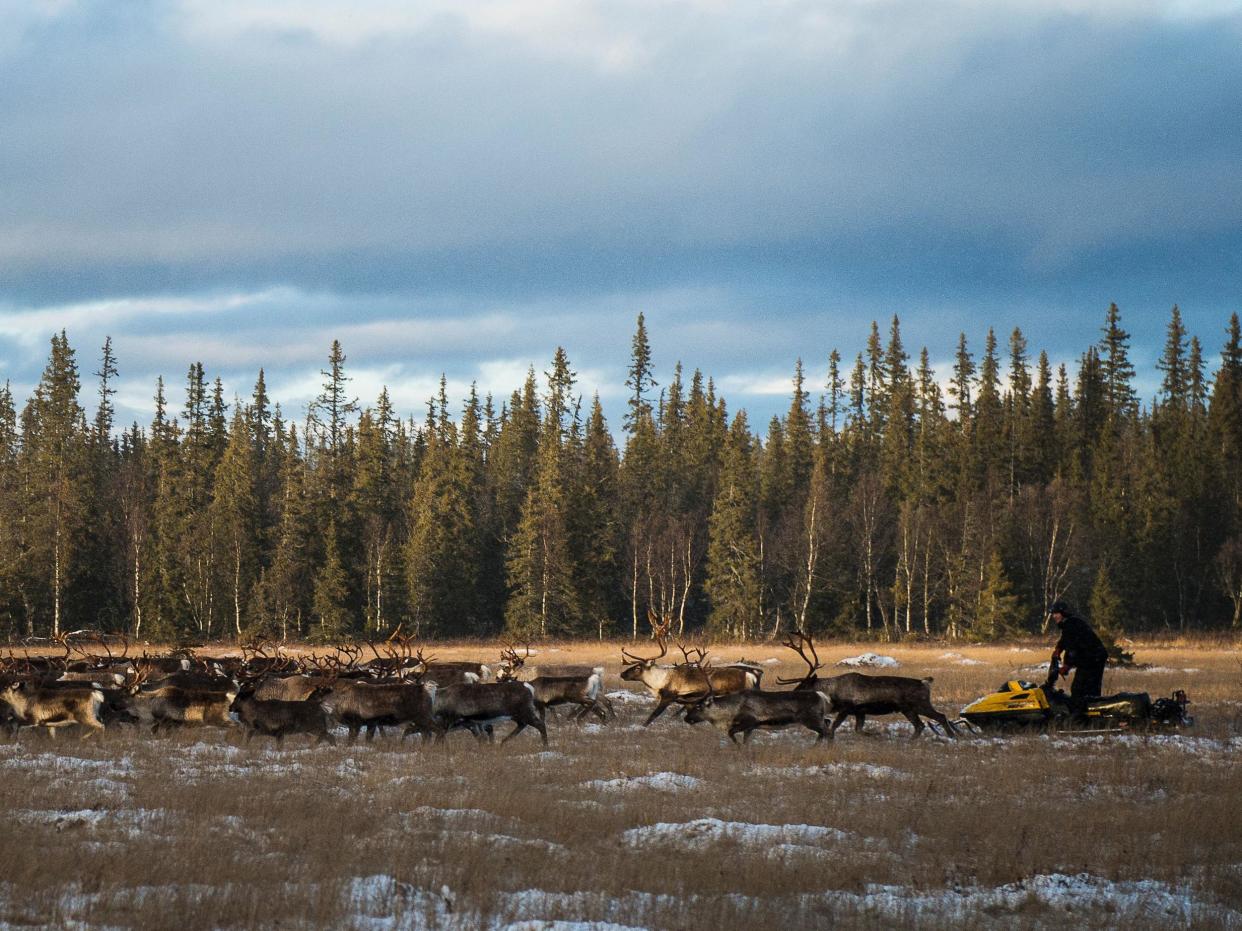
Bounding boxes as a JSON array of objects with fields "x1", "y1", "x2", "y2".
[{"x1": 2, "y1": 304, "x2": 1241, "y2": 643}]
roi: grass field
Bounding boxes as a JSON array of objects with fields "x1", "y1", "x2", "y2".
[{"x1": 1, "y1": 640, "x2": 1240, "y2": 929}]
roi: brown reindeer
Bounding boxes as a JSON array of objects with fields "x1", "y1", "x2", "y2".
[
  {"x1": 779, "y1": 631, "x2": 958, "y2": 738},
  {"x1": 429, "y1": 680, "x2": 548, "y2": 746},
  {"x1": 231, "y1": 684, "x2": 336, "y2": 745},
  {"x1": 498, "y1": 646, "x2": 614, "y2": 722},
  {"x1": 620, "y1": 612, "x2": 760, "y2": 726},
  {"x1": 318, "y1": 677, "x2": 441, "y2": 742},
  {"x1": 122, "y1": 668, "x2": 238, "y2": 733},
  {"x1": 684, "y1": 662, "x2": 831, "y2": 744},
  {"x1": 0, "y1": 681, "x2": 105, "y2": 739}
]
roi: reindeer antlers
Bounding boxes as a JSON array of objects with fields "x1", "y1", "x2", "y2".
[{"x1": 776, "y1": 629, "x2": 823, "y2": 686}]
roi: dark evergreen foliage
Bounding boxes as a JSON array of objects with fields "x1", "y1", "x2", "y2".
[{"x1": 3, "y1": 306, "x2": 1241, "y2": 641}]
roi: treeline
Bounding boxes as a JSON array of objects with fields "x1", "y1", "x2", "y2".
[{"x1": 2, "y1": 306, "x2": 1242, "y2": 643}]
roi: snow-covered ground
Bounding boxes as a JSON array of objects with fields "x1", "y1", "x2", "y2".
[{"x1": 836, "y1": 653, "x2": 901, "y2": 668}]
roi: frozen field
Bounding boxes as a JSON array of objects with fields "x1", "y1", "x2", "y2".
[{"x1": 1, "y1": 642, "x2": 1240, "y2": 929}]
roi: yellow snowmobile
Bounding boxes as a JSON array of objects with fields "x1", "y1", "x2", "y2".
[{"x1": 960, "y1": 660, "x2": 1191, "y2": 734}]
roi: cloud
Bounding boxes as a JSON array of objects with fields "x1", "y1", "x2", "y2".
[
  {"x1": 1, "y1": 1, "x2": 1239, "y2": 432},
  {"x1": 4, "y1": 0, "x2": 1242, "y2": 308}
]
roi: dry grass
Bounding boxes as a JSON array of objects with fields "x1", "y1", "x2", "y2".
[{"x1": 1, "y1": 641, "x2": 1240, "y2": 929}]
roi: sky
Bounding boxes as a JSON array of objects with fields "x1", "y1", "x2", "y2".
[{"x1": 2, "y1": 0, "x2": 1241, "y2": 430}]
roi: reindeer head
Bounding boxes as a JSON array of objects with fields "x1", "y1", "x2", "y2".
[
  {"x1": 682, "y1": 657, "x2": 718, "y2": 724},
  {"x1": 620, "y1": 638, "x2": 668, "y2": 681},
  {"x1": 497, "y1": 643, "x2": 531, "y2": 681}
]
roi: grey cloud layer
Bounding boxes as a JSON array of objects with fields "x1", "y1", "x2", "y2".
[
  {"x1": 3, "y1": 2, "x2": 1241, "y2": 297},
  {"x1": 1, "y1": 1, "x2": 1239, "y2": 428}
]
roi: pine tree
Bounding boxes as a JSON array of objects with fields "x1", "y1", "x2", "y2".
[
  {"x1": 210, "y1": 404, "x2": 257, "y2": 638},
  {"x1": 1087, "y1": 564, "x2": 1132, "y2": 663},
  {"x1": 1099, "y1": 303, "x2": 1137, "y2": 419},
  {"x1": 879, "y1": 319, "x2": 914, "y2": 492},
  {"x1": 0, "y1": 382, "x2": 21, "y2": 636},
  {"x1": 1209, "y1": 313, "x2": 1242, "y2": 517},
  {"x1": 971, "y1": 550, "x2": 1023, "y2": 641},
  {"x1": 406, "y1": 409, "x2": 479, "y2": 637},
  {"x1": 825, "y1": 349, "x2": 845, "y2": 435},
  {"x1": 1157, "y1": 306, "x2": 1189, "y2": 411},
  {"x1": 624, "y1": 313, "x2": 657, "y2": 434},
  {"x1": 1030, "y1": 352, "x2": 1056, "y2": 482},
  {"x1": 21, "y1": 332, "x2": 87, "y2": 636},
  {"x1": 505, "y1": 364, "x2": 581, "y2": 637},
  {"x1": 705, "y1": 412, "x2": 761, "y2": 639},
  {"x1": 260, "y1": 424, "x2": 313, "y2": 639},
  {"x1": 312, "y1": 521, "x2": 351, "y2": 640},
  {"x1": 974, "y1": 328, "x2": 1004, "y2": 484},
  {"x1": 567, "y1": 395, "x2": 620, "y2": 638},
  {"x1": 1005, "y1": 328, "x2": 1033, "y2": 494},
  {"x1": 949, "y1": 333, "x2": 975, "y2": 424}
]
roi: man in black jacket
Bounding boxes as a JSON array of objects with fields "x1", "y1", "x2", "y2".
[{"x1": 1050, "y1": 601, "x2": 1109, "y2": 701}]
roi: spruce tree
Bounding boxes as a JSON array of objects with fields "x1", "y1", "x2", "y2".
[
  {"x1": 1099, "y1": 303, "x2": 1137, "y2": 419},
  {"x1": 705, "y1": 412, "x2": 760, "y2": 639},
  {"x1": 21, "y1": 332, "x2": 87, "y2": 636},
  {"x1": 624, "y1": 313, "x2": 657, "y2": 434},
  {"x1": 312, "y1": 521, "x2": 351, "y2": 640},
  {"x1": 210, "y1": 404, "x2": 257, "y2": 638}
]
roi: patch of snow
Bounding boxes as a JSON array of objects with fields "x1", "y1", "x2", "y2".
[
  {"x1": 836, "y1": 653, "x2": 899, "y2": 668},
  {"x1": 584, "y1": 772, "x2": 702, "y2": 793},
  {"x1": 762, "y1": 658, "x2": 781, "y2": 665},
  {"x1": 345, "y1": 875, "x2": 463, "y2": 930},
  {"x1": 621, "y1": 818, "x2": 851, "y2": 849},
  {"x1": 13, "y1": 807, "x2": 169, "y2": 837},
  {"x1": 940, "y1": 652, "x2": 985, "y2": 666},
  {"x1": 408, "y1": 806, "x2": 499, "y2": 822},
  {"x1": 824, "y1": 872, "x2": 1201, "y2": 924},
  {"x1": 753, "y1": 762, "x2": 908, "y2": 780},
  {"x1": 605, "y1": 690, "x2": 647, "y2": 704},
  {"x1": 499, "y1": 923, "x2": 646, "y2": 930}
]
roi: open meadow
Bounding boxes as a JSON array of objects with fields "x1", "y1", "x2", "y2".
[{"x1": 1, "y1": 640, "x2": 1240, "y2": 930}]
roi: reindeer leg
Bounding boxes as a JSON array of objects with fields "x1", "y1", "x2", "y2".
[
  {"x1": 902, "y1": 710, "x2": 925, "y2": 737},
  {"x1": 811, "y1": 716, "x2": 831, "y2": 743},
  {"x1": 500, "y1": 722, "x2": 526, "y2": 744},
  {"x1": 923, "y1": 705, "x2": 958, "y2": 738},
  {"x1": 643, "y1": 696, "x2": 675, "y2": 727},
  {"x1": 854, "y1": 713, "x2": 866, "y2": 734},
  {"x1": 829, "y1": 711, "x2": 849, "y2": 735}
]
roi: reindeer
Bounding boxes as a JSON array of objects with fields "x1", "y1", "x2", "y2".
[
  {"x1": 0, "y1": 681, "x2": 105, "y2": 739},
  {"x1": 428, "y1": 681, "x2": 547, "y2": 746},
  {"x1": 231, "y1": 684, "x2": 336, "y2": 745},
  {"x1": 684, "y1": 663, "x2": 831, "y2": 744},
  {"x1": 122, "y1": 668, "x2": 238, "y2": 733},
  {"x1": 779, "y1": 631, "x2": 958, "y2": 738},
  {"x1": 422, "y1": 659, "x2": 491, "y2": 685},
  {"x1": 498, "y1": 646, "x2": 614, "y2": 722},
  {"x1": 317, "y1": 678, "x2": 441, "y2": 743},
  {"x1": 620, "y1": 613, "x2": 761, "y2": 726}
]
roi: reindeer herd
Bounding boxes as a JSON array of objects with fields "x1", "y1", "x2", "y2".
[{"x1": 0, "y1": 614, "x2": 958, "y2": 750}]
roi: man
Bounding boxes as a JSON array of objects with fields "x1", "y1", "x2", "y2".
[{"x1": 1049, "y1": 600, "x2": 1109, "y2": 702}]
